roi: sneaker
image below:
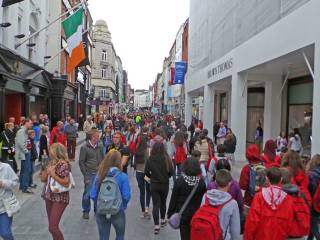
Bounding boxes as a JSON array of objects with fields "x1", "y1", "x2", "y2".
[
  {"x1": 82, "y1": 212, "x2": 89, "y2": 220},
  {"x1": 29, "y1": 184, "x2": 37, "y2": 189},
  {"x1": 161, "y1": 220, "x2": 167, "y2": 227},
  {"x1": 22, "y1": 189, "x2": 34, "y2": 194},
  {"x1": 154, "y1": 226, "x2": 160, "y2": 235}
]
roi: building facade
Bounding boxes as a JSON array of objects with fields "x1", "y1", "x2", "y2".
[
  {"x1": 134, "y1": 89, "x2": 151, "y2": 109},
  {"x1": 186, "y1": 0, "x2": 319, "y2": 160}
]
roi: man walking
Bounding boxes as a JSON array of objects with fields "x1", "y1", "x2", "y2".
[
  {"x1": 65, "y1": 118, "x2": 78, "y2": 161},
  {"x1": 79, "y1": 129, "x2": 104, "y2": 219},
  {"x1": 15, "y1": 119, "x2": 33, "y2": 193}
]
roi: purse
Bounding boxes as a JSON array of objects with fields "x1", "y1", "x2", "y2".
[
  {"x1": 49, "y1": 172, "x2": 75, "y2": 193},
  {"x1": 3, "y1": 192, "x2": 21, "y2": 217},
  {"x1": 168, "y1": 181, "x2": 199, "y2": 229}
]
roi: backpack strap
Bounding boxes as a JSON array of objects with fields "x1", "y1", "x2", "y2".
[{"x1": 178, "y1": 181, "x2": 199, "y2": 215}]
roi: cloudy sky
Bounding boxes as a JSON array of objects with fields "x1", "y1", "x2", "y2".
[{"x1": 89, "y1": 0, "x2": 189, "y2": 89}]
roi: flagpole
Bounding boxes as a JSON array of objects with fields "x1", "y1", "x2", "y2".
[
  {"x1": 44, "y1": 27, "x2": 92, "y2": 66},
  {"x1": 15, "y1": 1, "x2": 85, "y2": 49}
]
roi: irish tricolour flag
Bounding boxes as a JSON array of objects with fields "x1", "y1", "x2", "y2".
[{"x1": 62, "y1": 7, "x2": 85, "y2": 72}]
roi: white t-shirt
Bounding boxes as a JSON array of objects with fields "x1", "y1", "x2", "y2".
[{"x1": 289, "y1": 135, "x2": 302, "y2": 152}]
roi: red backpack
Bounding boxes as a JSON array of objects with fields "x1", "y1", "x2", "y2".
[
  {"x1": 312, "y1": 181, "x2": 320, "y2": 213},
  {"x1": 289, "y1": 193, "x2": 310, "y2": 237},
  {"x1": 191, "y1": 197, "x2": 232, "y2": 240},
  {"x1": 175, "y1": 145, "x2": 186, "y2": 165}
]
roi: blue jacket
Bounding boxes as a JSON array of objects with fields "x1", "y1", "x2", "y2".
[
  {"x1": 308, "y1": 166, "x2": 320, "y2": 196},
  {"x1": 90, "y1": 167, "x2": 131, "y2": 210}
]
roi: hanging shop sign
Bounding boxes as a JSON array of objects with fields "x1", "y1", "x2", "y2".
[{"x1": 173, "y1": 61, "x2": 187, "y2": 84}]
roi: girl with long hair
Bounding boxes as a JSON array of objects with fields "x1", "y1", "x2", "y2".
[
  {"x1": 145, "y1": 142, "x2": 174, "y2": 234},
  {"x1": 90, "y1": 150, "x2": 131, "y2": 240},
  {"x1": 40, "y1": 143, "x2": 72, "y2": 240},
  {"x1": 262, "y1": 139, "x2": 281, "y2": 168}
]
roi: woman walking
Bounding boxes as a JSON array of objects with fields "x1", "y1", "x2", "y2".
[
  {"x1": 90, "y1": 150, "x2": 131, "y2": 240},
  {"x1": 40, "y1": 143, "x2": 72, "y2": 240},
  {"x1": 134, "y1": 127, "x2": 151, "y2": 219},
  {"x1": 39, "y1": 125, "x2": 49, "y2": 163},
  {"x1": 167, "y1": 157, "x2": 206, "y2": 240},
  {"x1": 145, "y1": 142, "x2": 174, "y2": 234},
  {"x1": 224, "y1": 128, "x2": 237, "y2": 165},
  {"x1": 0, "y1": 160, "x2": 19, "y2": 240},
  {"x1": 194, "y1": 133, "x2": 210, "y2": 184}
]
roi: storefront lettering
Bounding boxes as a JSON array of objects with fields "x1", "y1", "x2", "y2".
[{"x1": 207, "y1": 59, "x2": 233, "y2": 79}]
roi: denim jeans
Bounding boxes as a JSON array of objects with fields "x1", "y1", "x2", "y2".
[
  {"x1": 0, "y1": 212, "x2": 14, "y2": 240},
  {"x1": 19, "y1": 152, "x2": 31, "y2": 191},
  {"x1": 29, "y1": 161, "x2": 34, "y2": 186},
  {"x1": 96, "y1": 210, "x2": 126, "y2": 240},
  {"x1": 82, "y1": 174, "x2": 97, "y2": 213},
  {"x1": 136, "y1": 171, "x2": 151, "y2": 212},
  {"x1": 308, "y1": 211, "x2": 320, "y2": 240}
]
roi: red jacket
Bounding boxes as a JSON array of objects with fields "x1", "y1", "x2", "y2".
[
  {"x1": 262, "y1": 154, "x2": 281, "y2": 168},
  {"x1": 239, "y1": 165, "x2": 256, "y2": 206},
  {"x1": 291, "y1": 169, "x2": 311, "y2": 205},
  {"x1": 50, "y1": 127, "x2": 67, "y2": 147},
  {"x1": 244, "y1": 186, "x2": 294, "y2": 240}
]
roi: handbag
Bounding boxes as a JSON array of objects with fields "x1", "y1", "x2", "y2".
[
  {"x1": 168, "y1": 181, "x2": 199, "y2": 229},
  {"x1": 49, "y1": 172, "x2": 75, "y2": 193},
  {"x1": 3, "y1": 192, "x2": 21, "y2": 217}
]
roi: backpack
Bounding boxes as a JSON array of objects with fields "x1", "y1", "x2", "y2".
[
  {"x1": 191, "y1": 197, "x2": 232, "y2": 240},
  {"x1": 175, "y1": 145, "x2": 186, "y2": 165},
  {"x1": 312, "y1": 180, "x2": 320, "y2": 213},
  {"x1": 248, "y1": 163, "x2": 267, "y2": 196},
  {"x1": 97, "y1": 172, "x2": 123, "y2": 217}
]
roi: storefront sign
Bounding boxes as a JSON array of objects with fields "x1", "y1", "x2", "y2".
[
  {"x1": 207, "y1": 58, "x2": 233, "y2": 79},
  {"x1": 173, "y1": 61, "x2": 187, "y2": 84}
]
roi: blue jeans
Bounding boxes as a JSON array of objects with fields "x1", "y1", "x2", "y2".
[
  {"x1": 96, "y1": 210, "x2": 126, "y2": 240},
  {"x1": 82, "y1": 175, "x2": 97, "y2": 213},
  {"x1": 0, "y1": 213, "x2": 14, "y2": 240},
  {"x1": 136, "y1": 171, "x2": 151, "y2": 212},
  {"x1": 19, "y1": 152, "x2": 32, "y2": 191},
  {"x1": 308, "y1": 211, "x2": 320, "y2": 240}
]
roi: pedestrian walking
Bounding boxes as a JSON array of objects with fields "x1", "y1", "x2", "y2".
[
  {"x1": 172, "y1": 131, "x2": 188, "y2": 182},
  {"x1": 64, "y1": 118, "x2": 78, "y2": 161},
  {"x1": 15, "y1": 119, "x2": 33, "y2": 194},
  {"x1": 101, "y1": 126, "x2": 112, "y2": 154},
  {"x1": 262, "y1": 139, "x2": 281, "y2": 168},
  {"x1": 276, "y1": 131, "x2": 287, "y2": 151},
  {"x1": 167, "y1": 157, "x2": 206, "y2": 240},
  {"x1": 40, "y1": 143, "x2": 74, "y2": 240},
  {"x1": 244, "y1": 167, "x2": 294, "y2": 240},
  {"x1": 216, "y1": 122, "x2": 227, "y2": 145},
  {"x1": 28, "y1": 130, "x2": 37, "y2": 189},
  {"x1": 0, "y1": 123, "x2": 17, "y2": 173},
  {"x1": 134, "y1": 127, "x2": 151, "y2": 219},
  {"x1": 39, "y1": 125, "x2": 49, "y2": 163},
  {"x1": 79, "y1": 129, "x2": 104, "y2": 219},
  {"x1": 50, "y1": 121, "x2": 67, "y2": 147},
  {"x1": 224, "y1": 128, "x2": 237, "y2": 165},
  {"x1": 194, "y1": 133, "x2": 210, "y2": 184},
  {"x1": 90, "y1": 150, "x2": 131, "y2": 240},
  {"x1": 83, "y1": 116, "x2": 95, "y2": 136},
  {"x1": 254, "y1": 121, "x2": 263, "y2": 153},
  {"x1": 307, "y1": 154, "x2": 320, "y2": 240},
  {"x1": 0, "y1": 161, "x2": 19, "y2": 240},
  {"x1": 106, "y1": 131, "x2": 130, "y2": 174},
  {"x1": 145, "y1": 142, "x2": 174, "y2": 234},
  {"x1": 288, "y1": 128, "x2": 302, "y2": 154}
]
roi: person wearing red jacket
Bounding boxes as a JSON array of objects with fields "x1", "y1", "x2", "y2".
[
  {"x1": 239, "y1": 144, "x2": 264, "y2": 206},
  {"x1": 244, "y1": 167, "x2": 294, "y2": 240},
  {"x1": 261, "y1": 139, "x2": 281, "y2": 168},
  {"x1": 50, "y1": 121, "x2": 67, "y2": 147}
]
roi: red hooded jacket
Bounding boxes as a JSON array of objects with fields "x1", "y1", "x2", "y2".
[
  {"x1": 239, "y1": 144, "x2": 264, "y2": 206},
  {"x1": 244, "y1": 186, "x2": 294, "y2": 240}
]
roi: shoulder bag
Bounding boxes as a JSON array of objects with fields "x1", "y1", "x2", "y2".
[
  {"x1": 3, "y1": 192, "x2": 21, "y2": 217},
  {"x1": 49, "y1": 172, "x2": 75, "y2": 193},
  {"x1": 168, "y1": 181, "x2": 199, "y2": 229}
]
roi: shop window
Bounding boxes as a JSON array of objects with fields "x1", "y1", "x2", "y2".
[
  {"x1": 102, "y1": 50, "x2": 107, "y2": 61},
  {"x1": 220, "y1": 93, "x2": 228, "y2": 122}
]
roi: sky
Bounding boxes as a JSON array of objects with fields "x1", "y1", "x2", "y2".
[{"x1": 89, "y1": 0, "x2": 189, "y2": 90}]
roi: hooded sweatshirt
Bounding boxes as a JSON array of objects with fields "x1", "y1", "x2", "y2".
[
  {"x1": 244, "y1": 186, "x2": 294, "y2": 240},
  {"x1": 203, "y1": 189, "x2": 241, "y2": 240}
]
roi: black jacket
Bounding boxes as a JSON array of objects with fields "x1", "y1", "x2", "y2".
[
  {"x1": 167, "y1": 177, "x2": 206, "y2": 221},
  {"x1": 145, "y1": 155, "x2": 174, "y2": 184},
  {"x1": 39, "y1": 135, "x2": 49, "y2": 161},
  {"x1": 224, "y1": 135, "x2": 237, "y2": 154}
]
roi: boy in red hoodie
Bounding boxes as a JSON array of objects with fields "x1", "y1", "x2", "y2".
[{"x1": 244, "y1": 167, "x2": 294, "y2": 240}]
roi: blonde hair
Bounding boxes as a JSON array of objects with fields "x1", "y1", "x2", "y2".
[
  {"x1": 49, "y1": 143, "x2": 70, "y2": 168},
  {"x1": 28, "y1": 129, "x2": 35, "y2": 136},
  {"x1": 97, "y1": 150, "x2": 122, "y2": 183},
  {"x1": 4, "y1": 122, "x2": 14, "y2": 130},
  {"x1": 308, "y1": 154, "x2": 320, "y2": 171}
]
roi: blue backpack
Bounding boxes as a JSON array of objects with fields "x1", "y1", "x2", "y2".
[
  {"x1": 248, "y1": 163, "x2": 267, "y2": 196},
  {"x1": 97, "y1": 171, "x2": 122, "y2": 218}
]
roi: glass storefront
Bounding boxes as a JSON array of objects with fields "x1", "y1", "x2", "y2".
[{"x1": 288, "y1": 79, "x2": 313, "y2": 157}]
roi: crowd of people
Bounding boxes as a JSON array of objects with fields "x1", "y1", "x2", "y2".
[{"x1": 0, "y1": 110, "x2": 320, "y2": 240}]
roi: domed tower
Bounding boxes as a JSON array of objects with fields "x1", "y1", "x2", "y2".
[{"x1": 92, "y1": 19, "x2": 117, "y2": 113}]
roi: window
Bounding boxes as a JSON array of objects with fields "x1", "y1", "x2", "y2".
[
  {"x1": 102, "y1": 50, "x2": 107, "y2": 61},
  {"x1": 101, "y1": 68, "x2": 107, "y2": 79}
]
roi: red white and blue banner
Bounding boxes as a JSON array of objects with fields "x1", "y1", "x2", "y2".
[{"x1": 173, "y1": 61, "x2": 187, "y2": 85}]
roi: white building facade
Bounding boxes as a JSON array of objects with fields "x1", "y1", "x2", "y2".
[{"x1": 186, "y1": 0, "x2": 320, "y2": 160}]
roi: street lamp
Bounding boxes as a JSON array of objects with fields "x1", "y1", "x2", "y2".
[{"x1": 0, "y1": 22, "x2": 11, "y2": 28}]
